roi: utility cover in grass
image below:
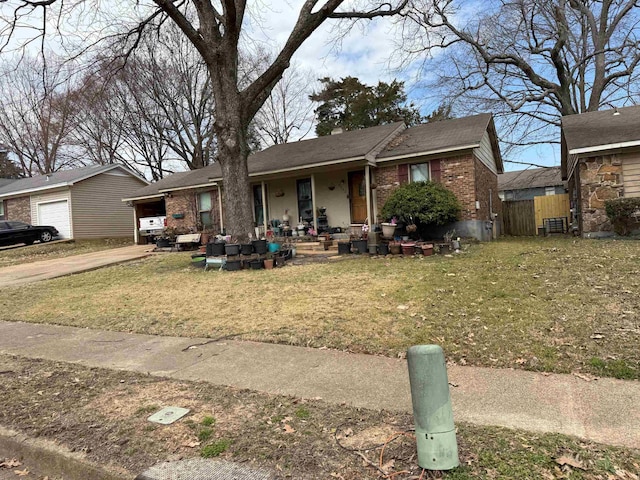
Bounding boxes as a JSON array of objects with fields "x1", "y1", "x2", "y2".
[
  {"x1": 135, "y1": 459, "x2": 276, "y2": 479},
  {"x1": 147, "y1": 406, "x2": 190, "y2": 425}
]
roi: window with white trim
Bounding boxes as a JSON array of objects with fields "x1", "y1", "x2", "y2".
[
  {"x1": 545, "y1": 186, "x2": 556, "y2": 196},
  {"x1": 410, "y1": 163, "x2": 430, "y2": 182},
  {"x1": 198, "y1": 192, "x2": 213, "y2": 228},
  {"x1": 0, "y1": 201, "x2": 4, "y2": 219}
]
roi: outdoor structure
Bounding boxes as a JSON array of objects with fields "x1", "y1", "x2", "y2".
[
  {"x1": 0, "y1": 165, "x2": 148, "y2": 239},
  {"x1": 124, "y1": 114, "x2": 504, "y2": 242},
  {"x1": 498, "y1": 167, "x2": 565, "y2": 201},
  {"x1": 562, "y1": 105, "x2": 640, "y2": 237}
]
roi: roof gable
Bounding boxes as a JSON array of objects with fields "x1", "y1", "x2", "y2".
[{"x1": 499, "y1": 167, "x2": 564, "y2": 191}]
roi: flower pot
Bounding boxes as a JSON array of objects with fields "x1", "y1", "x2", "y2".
[
  {"x1": 422, "y1": 244, "x2": 434, "y2": 256},
  {"x1": 275, "y1": 255, "x2": 286, "y2": 267},
  {"x1": 378, "y1": 243, "x2": 389, "y2": 256},
  {"x1": 225, "y1": 244, "x2": 240, "y2": 256},
  {"x1": 252, "y1": 239, "x2": 268, "y2": 254},
  {"x1": 337, "y1": 241, "x2": 351, "y2": 255},
  {"x1": 352, "y1": 239, "x2": 368, "y2": 254},
  {"x1": 190, "y1": 256, "x2": 206, "y2": 268},
  {"x1": 268, "y1": 242, "x2": 281, "y2": 253},
  {"x1": 264, "y1": 258, "x2": 274, "y2": 269},
  {"x1": 368, "y1": 244, "x2": 378, "y2": 255},
  {"x1": 250, "y1": 259, "x2": 264, "y2": 270},
  {"x1": 225, "y1": 259, "x2": 241, "y2": 271},
  {"x1": 240, "y1": 243, "x2": 254, "y2": 255},
  {"x1": 401, "y1": 242, "x2": 416, "y2": 255},
  {"x1": 156, "y1": 238, "x2": 171, "y2": 248},
  {"x1": 389, "y1": 243, "x2": 402, "y2": 255},
  {"x1": 210, "y1": 242, "x2": 226, "y2": 256},
  {"x1": 438, "y1": 243, "x2": 451, "y2": 254},
  {"x1": 381, "y1": 223, "x2": 396, "y2": 238}
]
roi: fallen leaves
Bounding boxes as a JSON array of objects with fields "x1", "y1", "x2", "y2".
[
  {"x1": 555, "y1": 455, "x2": 585, "y2": 470},
  {"x1": 0, "y1": 459, "x2": 21, "y2": 468},
  {"x1": 14, "y1": 468, "x2": 30, "y2": 476}
]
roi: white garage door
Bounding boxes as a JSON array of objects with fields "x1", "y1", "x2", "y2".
[{"x1": 38, "y1": 200, "x2": 71, "y2": 239}]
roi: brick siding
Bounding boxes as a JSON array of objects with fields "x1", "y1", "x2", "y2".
[
  {"x1": 5, "y1": 196, "x2": 31, "y2": 223},
  {"x1": 474, "y1": 156, "x2": 502, "y2": 221},
  {"x1": 165, "y1": 188, "x2": 222, "y2": 233},
  {"x1": 440, "y1": 154, "x2": 476, "y2": 221}
]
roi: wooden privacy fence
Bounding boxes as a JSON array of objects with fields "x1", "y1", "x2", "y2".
[
  {"x1": 502, "y1": 200, "x2": 536, "y2": 236},
  {"x1": 503, "y1": 194, "x2": 571, "y2": 236}
]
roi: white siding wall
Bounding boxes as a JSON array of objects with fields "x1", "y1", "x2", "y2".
[
  {"x1": 30, "y1": 188, "x2": 73, "y2": 237},
  {"x1": 473, "y1": 130, "x2": 498, "y2": 174},
  {"x1": 71, "y1": 171, "x2": 147, "y2": 238},
  {"x1": 622, "y1": 152, "x2": 640, "y2": 198}
]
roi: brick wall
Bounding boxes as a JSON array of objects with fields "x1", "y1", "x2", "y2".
[
  {"x1": 575, "y1": 155, "x2": 624, "y2": 234},
  {"x1": 440, "y1": 154, "x2": 477, "y2": 221},
  {"x1": 165, "y1": 188, "x2": 222, "y2": 233},
  {"x1": 5, "y1": 196, "x2": 31, "y2": 223},
  {"x1": 474, "y1": 156, "x2": 502, "y2": 221},
  {"x1": 373, "y1": 165, "x2": 401, "y2": 215}
]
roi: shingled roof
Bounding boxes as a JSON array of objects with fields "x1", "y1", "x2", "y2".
[
  {"x1": 499, "y1": 167, "x2": 564, "y2": 192},
  {"x1": 562, "y1": 105, "x2": 640, "y2": 153},
  {"x1": 0, "y1": 164, "x2": 147, "y2": 199}
]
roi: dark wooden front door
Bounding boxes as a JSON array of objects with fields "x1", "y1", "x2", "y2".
[{"x1": 349, "y1": 171, "x2": 367, "y2": 223}]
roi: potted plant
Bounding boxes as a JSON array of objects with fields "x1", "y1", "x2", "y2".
[
  {"x1": 381, "y1": 217, "x2": 397, "y2": 238},
  {"x1": 389, "y1": 241, "x2": 402, "y2": 255},
  {"x1": 264, "y1": 253, "x2": 275, "y2": 269}
]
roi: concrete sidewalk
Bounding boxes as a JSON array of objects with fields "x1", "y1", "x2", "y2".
[
  {"x1": 0, "y1": 321, "x2": 638, "y2": 451},
  {"x1": 0, "y1": 245, "x2": 153, "y2": 287}
]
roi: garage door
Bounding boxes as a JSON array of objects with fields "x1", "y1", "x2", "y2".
[{"x1": 38, "y1": 200, "x2": 71, "y2": 239}]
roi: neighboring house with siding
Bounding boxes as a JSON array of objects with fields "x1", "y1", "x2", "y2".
[
  {"x1": 562, "y1": 105, "x2": 640, "y2": 237},
  {"x1": 498, "y1": 167, "x2": 566, "y2": 201},
  {"x1": 0, "y1": 165, "x2": 148, "y2": 239},
  {"x1": 125, "y1": 114, "x2": 504, "y2": 241}
]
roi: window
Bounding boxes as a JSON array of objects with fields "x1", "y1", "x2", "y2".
[
  {"x1": 297, "y1": 178, "x2": 313, "y2": 223},
  {"x1": 0, "y1": 201, "x2": 4, "y2": 219},
  {"x1": 545, "y1": 186, "x2": 556, "y2": 196},
  {"x1": 198, "y1": 192, "x2": 213, "y2": 228},
  {"x1": 410, "y1": 163, "x2": 430, "y2": 182}
]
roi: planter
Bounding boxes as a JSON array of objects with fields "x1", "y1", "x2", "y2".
[
  {"x1": 252, "y1": 239, "x2": 268, "y2": 254},
  {"x1": 438, "y1": 243, "x2": 451, "y2": 254},
  {"x1": 225, "y1": 244, "x2": 240, "y2": 256},
  {"x1": 250, "y1": 259, "x2": 264, "y2": 270},
  {"x1": 275, "y1": 255, "x2": 285, "y2": 267},
  {"x1": 352, "y1": 239, "x2": 368, "y2": 254},
  {"x1": 156, "y1": 238, "x2": 171, "y2": 248},
  {"x1": 210, "y1": 242, "x2": 226, "y2": 256},
  {"x1": 264, "y1": 258, "x2": 275, "y2": 270},
  {"x1": 240, "y1": 243, "x2": 254, "y2": 255},
  {"x1": 190, "y1": 256, "x2": 206, "y2": 268},
  {"x1": 225, "y1": 259, "x2": 241, "y2": 271},
  {"x1": 337, "y1": 241, "x2": 352, "y2": 255},
  {"x1": 381, "y1": 223, "x2": 396, "y2": 238},
  {"x1": 389, "y1": 243, "x2": 402, "y2": 255},
  {"x1": 378, "y1": 243, "x2": 389, "y2": 255},
  {"x1": 368, "y1": 244, "x2": 378, "y2": 255},
  {"x1": 422, "y1": 244, "x2": 434, "y2": 256},
  {"x1": 268, "y1": 242, "x2": 281, "y2": 253},
  {"x1": 401, "y1": 242, "x2": 416, "y2": 256}
]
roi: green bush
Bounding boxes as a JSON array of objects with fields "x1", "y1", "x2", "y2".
[
  {"x1": 381, "y1": 181, "x2": 461, "y2": 227},
  {"x1": 604, "y1": 197, "x2": 640, "y2": 236}
]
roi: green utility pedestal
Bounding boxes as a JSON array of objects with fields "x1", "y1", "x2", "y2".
[{"x1": 407, "y1": 345, "x2": 459, "y2": 470}]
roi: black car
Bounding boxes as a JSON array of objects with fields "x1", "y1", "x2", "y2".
[{"x1": 0, "y1": 221, "x2": 59, "y2": 246}]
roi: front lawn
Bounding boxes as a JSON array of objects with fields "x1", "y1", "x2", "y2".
[
  {"x1": 0, "y1": 237, "x2": 638, "y2": 380},
  {"x1": 0, "y1": 238, "x2": 133, "y2": 268}
]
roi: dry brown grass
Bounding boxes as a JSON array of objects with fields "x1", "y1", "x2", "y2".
[{"x1": 1, "y1": 237, "x2": 638, "y2": 379}]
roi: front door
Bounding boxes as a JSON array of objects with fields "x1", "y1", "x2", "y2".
[{"x1": 349, "y1": 171, "x2": 367, "y2": 223}]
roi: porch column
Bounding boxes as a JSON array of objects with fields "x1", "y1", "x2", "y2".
[
  {"x1": 217, "y1": 185, "x2": 224, "y2": 232},
  {"x1": 371, "y1": 168, "x2": 378, "y2": 225},
  {"x1": 365, "y1": 165, "x2": 372, "y2": 232},
  {"x1": 133, "y1": 203, "x2": 140, "y2": 245},
  {"x1": 311, "y1": 174, "x2": 318, "y2": 231},
  {"x1": 261, "y1": 181, "x2": 268, "y2": 232}
]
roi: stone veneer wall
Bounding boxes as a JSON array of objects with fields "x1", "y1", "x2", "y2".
[
  {"x1": 165, "y1": 189, "x2": 222, "y2": 233},
  {"x1": 576, "y1": 155, "x2": 624, "y2": 234},
  {"x1": 5, "y1": 196, "x2": 31, "y2": 223}
]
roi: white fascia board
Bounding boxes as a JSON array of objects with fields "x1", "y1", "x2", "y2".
[
  {"x1": 207, "y1": 156, "x2": 366, "y2": 182},
  {"x1": 121, "y1": 193, "x2": 164, "y2": 202},
  {"x1": 569, "y1": 140, "x2": 640, "y2": 155},
  {"x1": 376, "y1": 144, "x2": 479, "y2": 163},
  {"x1": 0, "y1": 182, "x2": 72, "y2": 200},
  {"x1": 158, "y1": 182, "x2": 218, "y2": 193}
]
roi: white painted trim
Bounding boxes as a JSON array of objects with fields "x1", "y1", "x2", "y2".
[
  {"x1": 206, "y1": 157, "x2": 366, "y2": 182},
  {"x1": 159, "y1": 182, "x2": 218, "y2": 194},
  {"x1": 122, "y1": 193, "x2": 164, "y2": 202},
  {"x1": 35, "y1": 198, "x2": 73, "y2": 239},
  {"x1": 365, "y1": 165, "x2": 372, "y2": 232},
  {"x1": 311, "y1": 174, "x2": 317, "y2": 231},
  {"x1": 0, "y1": 183, "x2": 72, "y2": 199},
  {"x1": 569, "y1": 140, "x2": 640, "y2": 155},
  {"x1": 377, "y1": 144, "x2": 479, "y2": 163}
]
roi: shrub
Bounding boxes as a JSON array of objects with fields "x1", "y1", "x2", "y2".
[
  {"x1": 381, "y1": 181, "x2": 461, "y2": 227},
  {"x1": 604, "y1": 197, "x2": 640, "y2": 236}
]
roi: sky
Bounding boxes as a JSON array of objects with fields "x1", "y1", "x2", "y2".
[{"x1": 0, "y1": 0, "x2": 561, "y2": 172}]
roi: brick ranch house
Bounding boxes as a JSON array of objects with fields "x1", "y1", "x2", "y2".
[
  {"x1": 562, "y1": 105, "x2": 640, "y2": 237},
  {"x1": 124, "y1": 114, "x2": 504, "y2": 242},
  {"x1": 0, "y1": 165, "x2": 148, "y2": 239}
]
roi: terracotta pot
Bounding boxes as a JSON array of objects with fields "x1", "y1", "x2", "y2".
[
  {"x1": 401, "y1": 242, "x2": 416, "y2": 255},
  {"x1": 264, "y1": 258, "x2": 274, "y2": 269},
  {"x1": 389, "y1": 243, "x2": 402, "y2": 255},
  {"x1": 422, "y1": 244, "x2": 434, "y2": 256}
]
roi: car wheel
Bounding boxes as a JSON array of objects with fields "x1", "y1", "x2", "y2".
[{"x1": 40, "y1": 231, "x2": 53, "y2": 243}]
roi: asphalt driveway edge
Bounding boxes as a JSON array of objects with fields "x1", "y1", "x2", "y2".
[{"x1": 0, "y1": 425, "x2": 132, "y2": 480}]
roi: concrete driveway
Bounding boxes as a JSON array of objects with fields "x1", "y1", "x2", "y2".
[{"x1": 0, "y1": 245, "x2": 153, "y2": 287}]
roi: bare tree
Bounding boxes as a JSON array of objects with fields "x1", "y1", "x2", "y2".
[
  {"x1": 401, "y1": 0, "x2": 640, "y2": 152},
  {"x1": 0, "y1": 55, "x2": 80, "y2": 175}
]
